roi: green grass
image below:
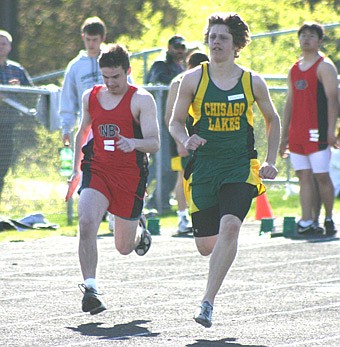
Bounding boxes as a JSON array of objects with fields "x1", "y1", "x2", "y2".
[{"x1": 1, "y1": 185, "x2": 339, "y2": 243}]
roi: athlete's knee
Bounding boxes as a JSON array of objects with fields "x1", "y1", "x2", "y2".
[
  {"x1": 195, "y1": 237, "x2": 215, "y2": 256},
  {"x1": 197, "y1": 244, "x2": 213, "y2": 256},
  {"x1": 114, "y1": 231, "x2": 135, "y2": 255},
  {"x1": 314, "y1": 172, "x2": 332, "y2": 185},
  {"x1": 296, "y1": 169, "x2": 313, "y2": 182},
  {"x1": 79, "y1": 212, "x2": 94, "y2": 228},
  {"x1": 219, "y1": 215, "x2": 241, "y2": 240},
  {"x1": 115, "y1": 241, "x2": 134, "y2": 255}
]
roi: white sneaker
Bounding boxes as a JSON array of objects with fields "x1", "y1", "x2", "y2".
[
  {"x1": 108, "y1": 213, "x2": 115, "y2": 232},
  {"x1": 178, "y1": 215, "x2": 192, "y2": 233},
  {"x1": 194, "y1": 301, "x2": 213, "y2": 328}
]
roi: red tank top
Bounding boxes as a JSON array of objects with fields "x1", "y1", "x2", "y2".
[
  {"x1": 289, "y1": 56, "x2": 328, "y2": 149},
  {"x1": 89, "y1": 85, "x2": 148, "y2": 175}
]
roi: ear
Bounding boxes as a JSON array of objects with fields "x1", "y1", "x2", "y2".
[{"x1": 127, "y1": 66, "x2": 132, "y2": 75}]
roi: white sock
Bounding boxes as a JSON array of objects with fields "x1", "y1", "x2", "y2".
[
  {"x1": 177, "y1": 209, "x2": 189, "y2": 219},
  {"x1": 299, "y1": 220, "x2": 313, "y2": 227},
  {"x1": 84, "y1": 278, "x2": 97, "y2": 291}
]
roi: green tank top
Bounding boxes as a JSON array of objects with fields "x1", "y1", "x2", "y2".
[
  {"x1": 189, "y1": 62, "x2": 257, "y2": 160},
  {"x1": 185, "y1": 62, "x2": 265, "y2": 198}
]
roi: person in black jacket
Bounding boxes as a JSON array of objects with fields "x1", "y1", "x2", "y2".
[{"x1": 147, "y1": 35, "x2": 187, "y2": 85}]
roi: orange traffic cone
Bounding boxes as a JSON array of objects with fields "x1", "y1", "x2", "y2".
[{"x1": 255, "y1": 193, "x2": 273, "y2": 220}]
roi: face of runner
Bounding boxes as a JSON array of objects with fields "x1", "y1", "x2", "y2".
[
  {"x1": 208, "y1": 24, "x2": 236, "y2": 63},
  {"x1": 101, "y1": 66, "x2": 129, "y2": 95}
]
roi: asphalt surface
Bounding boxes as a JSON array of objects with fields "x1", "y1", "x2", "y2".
[{"x1": 1, "y1": 219, "x2": 340, "y2": 347}]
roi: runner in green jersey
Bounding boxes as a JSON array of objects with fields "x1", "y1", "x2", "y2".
[{"x1": 169, "y1": 12, "x2": 281, "y2": 328}]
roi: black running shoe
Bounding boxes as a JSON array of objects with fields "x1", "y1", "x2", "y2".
[
  {"x1": 194, "y1": 301, "x2": 213, "y2": 328},
  {"x1": 297, "y1": 221, "x2": 324, "y2": 235},
  {"x1": 324, "y1": 219, "x2": 337, "y2": 236},
  {"x1": 135, "y1": 215, "x2": 152, "y2": 256},
  {"x1": 78, "y1": 284, "x2": 107, "y2": 315}
]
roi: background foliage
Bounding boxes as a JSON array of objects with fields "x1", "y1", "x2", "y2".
[{"x1": 16, "y1": 0, "x2": 339, "y2": 79}]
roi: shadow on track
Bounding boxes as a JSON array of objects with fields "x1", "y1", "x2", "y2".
[
  {"x1": 186, "y1": 338, "x2": 268, "y2": 347},
  {"x1": 66, "y1": 319, "x2": 159, "y2": 341}
]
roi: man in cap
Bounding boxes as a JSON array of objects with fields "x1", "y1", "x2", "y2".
[{"x1": 147, "y1": 35, "x2": 187, "y2": 85}]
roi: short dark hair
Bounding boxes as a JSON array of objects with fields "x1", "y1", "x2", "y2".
[
  {"x1": 99, "y1": 43, "x2": 130, "y2": 73},
  {"x1": 187, "y1": 52, "x2": 209, "y2": 68},
  {"x1": 204, "y1": 12, "x2": 251, "y2": 58},
  {"x1": 81, "y1": 16, "x2": 106, "y2": 38},
  {"x1": 298, "y1": 22, "x2": 324, "y2": 40}
]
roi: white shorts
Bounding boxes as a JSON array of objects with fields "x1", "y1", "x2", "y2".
[{"x1": 289, "y1": 147, "x2": 331, "y2": 173}]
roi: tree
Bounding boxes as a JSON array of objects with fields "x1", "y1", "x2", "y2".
[
  {"x1": 16, "y1": 0, "x2": 339, "y2": 81},
  {"x1": 17, "y1": 0, "x2": 183, "y2": 76}
]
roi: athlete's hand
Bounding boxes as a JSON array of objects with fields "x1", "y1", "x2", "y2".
[
  {"x1": 176, "y1": 142, "x2": 189, "y2": 157},
  {"x1": 62, "y1": 133, "x2": 71, "y2": 147},
  {"x1": 116, "y1": 135, "x2": 136, "y2": 153},
  {"x1": 328, "y1": 133, "x2": 339, "y2": 149},
  {"x1": 65, "y1": 172, "x2": 81, "y2": 202},
  {"x1": 279, "y1": 141, "x2": 289, "y2": 158},
  {"x1": 183, "y1": 134, "x2": 207, "y2": 151},
  {"x1": 259, "y1": 162, "x2": 278, "y2": 180}
]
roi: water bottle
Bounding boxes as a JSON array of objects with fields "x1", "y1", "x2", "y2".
[{"x1": 59, "y1": 147, "x2": 73, "y2": 177}]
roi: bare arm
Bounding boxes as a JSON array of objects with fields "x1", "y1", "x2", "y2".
[
  {"x1": 65, "y1": 90, "x2": 92, "y2": 202},
  {"x1": 165, "y1": 80, "x2": 180, "y2": 127},
  {"x1": 117, "y1": 88, "x2": 160, "y2": 154},
  {"x1": 165, "y1": 79, "x2": 189, "y2": 157},
  {"x1": 72, "y1": 90, "x2": 92, "y2": 173},
  {"x1": 318, "y1": 59, "x2": 339, "y2": 147},
  {"x1": 280, "y1": 70, "x2": 293, "y2": 157},
  {"x1": 169, "y1": 69, "x2": 207, "y2": 151},
  {"x1": 252, "y1": 74, "x2": 281, "y2": 179}
]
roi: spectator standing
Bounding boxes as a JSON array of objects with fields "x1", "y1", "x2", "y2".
[
  {"x1": 146, "y1": 35, "x2": 187, "y2": 213},
  {"x1": 66, "y1": 44, "x2": 159, "y2": 315},
  {"x1": 59, "y1": 16, "x2": 106, "y2": 147},
  {"x1": 165, "y1": 51, "x2": 209, "y2": 234},
  {"x1": 280, "y1": 22, "x2": 339, "y2": 236},
  {"x1": 169, "y1": 12, "x2": 280, "y2": 327},
  {"x1": 147, "y1": 35, "x2": 187, "y2": 85},
  {"x1": 0, "y1": 30, "x2": 33, "y2": 198}
]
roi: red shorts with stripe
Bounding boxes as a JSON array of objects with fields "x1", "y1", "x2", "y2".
[{"x1": 80, "y1": 161, "x2": 146, "y2": 219}]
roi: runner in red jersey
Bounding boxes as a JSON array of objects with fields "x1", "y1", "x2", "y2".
[
  {"x1": 66, "y1": 43, "x2": 160, "y2": 315},
  {"x1": 82, "y1": 84, "x2": 149, "y2": 218},
  {"x1": 280, "y1": 22, "x2": 339, "y2": 236},
  {"x1": 289, "y1": 55, "x2": 328, "y2": 154}
]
